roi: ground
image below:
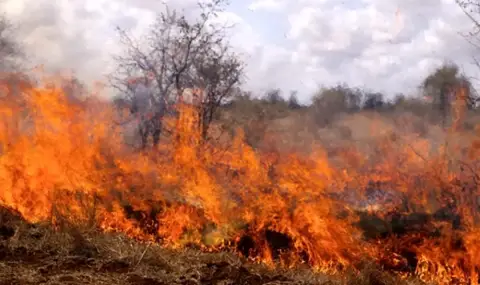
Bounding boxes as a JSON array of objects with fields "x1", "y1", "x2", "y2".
[{"x1": 0, "y1": 207, "x2": 423, "y2": 285}]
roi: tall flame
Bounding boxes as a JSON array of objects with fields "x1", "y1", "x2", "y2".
[{"x1": 0, "y1": 76, "x2": 479, "y2": 284}]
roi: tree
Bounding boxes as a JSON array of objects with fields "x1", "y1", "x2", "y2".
[
  {"x1": 287, "y1": 91, "x2": 301, "y2": 109},
  {"x1": 314, "y1": 84, "x2": 362, "y2": 112},
  {"x1": 263, "y1": 88, "x2": 284, "y2": 104},
  {"x1": 363, "y1": 92, "x2": 385, "y2": 110},
  {"x1": 109, "y1": 0, "x2": 244, "y2": 146},
  {"x1": 393, "y1": 93, "x2": 406, "y2": 106},
  {"x1": 456, "y1": 1, "x2": 480, "y2": 52},
  {"x1": 455, "y1": 0, "x2": 480, "y2": 107},
  {"x1": 421, "y1": 62, "x2": 476, "y2": 127},
  {"x1": 311, "y1": 84, "x2": 362, "y2": 126},
  {"x1": 194, "y1": 51, "x2": 243, "y2": 139}
]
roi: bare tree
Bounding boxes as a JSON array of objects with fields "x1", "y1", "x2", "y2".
[
  {"x1": 456, "y1": 0, "x2": 480, "y2": 87},
  {"x1": 192, "y1": 46, "x2": 243, "y2": 139},
  {"x1": 109, "y1": 0, "x2": 244, "y2": 146},
  {"x1": 457, "y1": 1, "x2": 480, "y2": 44}
]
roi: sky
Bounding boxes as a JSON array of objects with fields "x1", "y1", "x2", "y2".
[{"x1": 1, "y1": 0, "x2": 479, "y2": 103}]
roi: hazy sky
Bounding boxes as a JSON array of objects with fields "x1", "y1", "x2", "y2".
[{"x1": 1, "y1": 0, "x2": 479, "y2": 102}]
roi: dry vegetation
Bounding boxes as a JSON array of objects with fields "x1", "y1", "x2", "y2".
[
  {"x1": 2, "y1": 1, "x2": 480, "y2": 285},
  {"x1": 0, "y1": 206, "x2": 426, "y2": 285},
  {"x1": 0, "y1": 79, "x2": 478, "y2": 285}
]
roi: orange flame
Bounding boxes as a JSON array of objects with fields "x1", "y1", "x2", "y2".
[{"x1": 0, "y1": 74, "x2": 479, "y2": 284}]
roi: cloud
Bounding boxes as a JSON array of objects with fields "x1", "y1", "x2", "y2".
[
  {"x1": 0, "y1": 0, "x2": 478, "y2": 102},
  {"x1": 1, "y1": 0, "x2": 131, "y2": 84},
  {"x1": 279, "y1": 0, "x2": 479, "y2": 97},
  {"x1": 0, "y1": 0, "x2": 202, "y2": 84},
  {"x1": 248, "y1": 0, "x2": 286, "y2": 12}
]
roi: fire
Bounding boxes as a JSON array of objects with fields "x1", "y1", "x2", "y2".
[{"x1": 0, "y1": 75, "x2": 479, "y2": 284}]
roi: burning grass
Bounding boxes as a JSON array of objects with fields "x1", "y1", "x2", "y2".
[
  {"x1": 0, "y1": 206, "x2": 421, "y2": 285},
  {"x1": 0, "y1": 76, "x2": 479, "y2": 284}
]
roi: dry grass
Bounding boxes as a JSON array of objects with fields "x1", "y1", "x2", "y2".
[
  {"x1": 0, "y1": 206, "x2": 428, "y2": 285},
  {"x1": 1, "y1": 105, "x2": 457, "y2": 285}
]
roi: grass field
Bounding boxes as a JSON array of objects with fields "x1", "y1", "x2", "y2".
[{"x1": 0, "y1": 206, "x2": 427, "y2": 285}]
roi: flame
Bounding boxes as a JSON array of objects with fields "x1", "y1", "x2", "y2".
[{"x1": 0, "y1": 74, "x2": 479, "y2": 284}]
